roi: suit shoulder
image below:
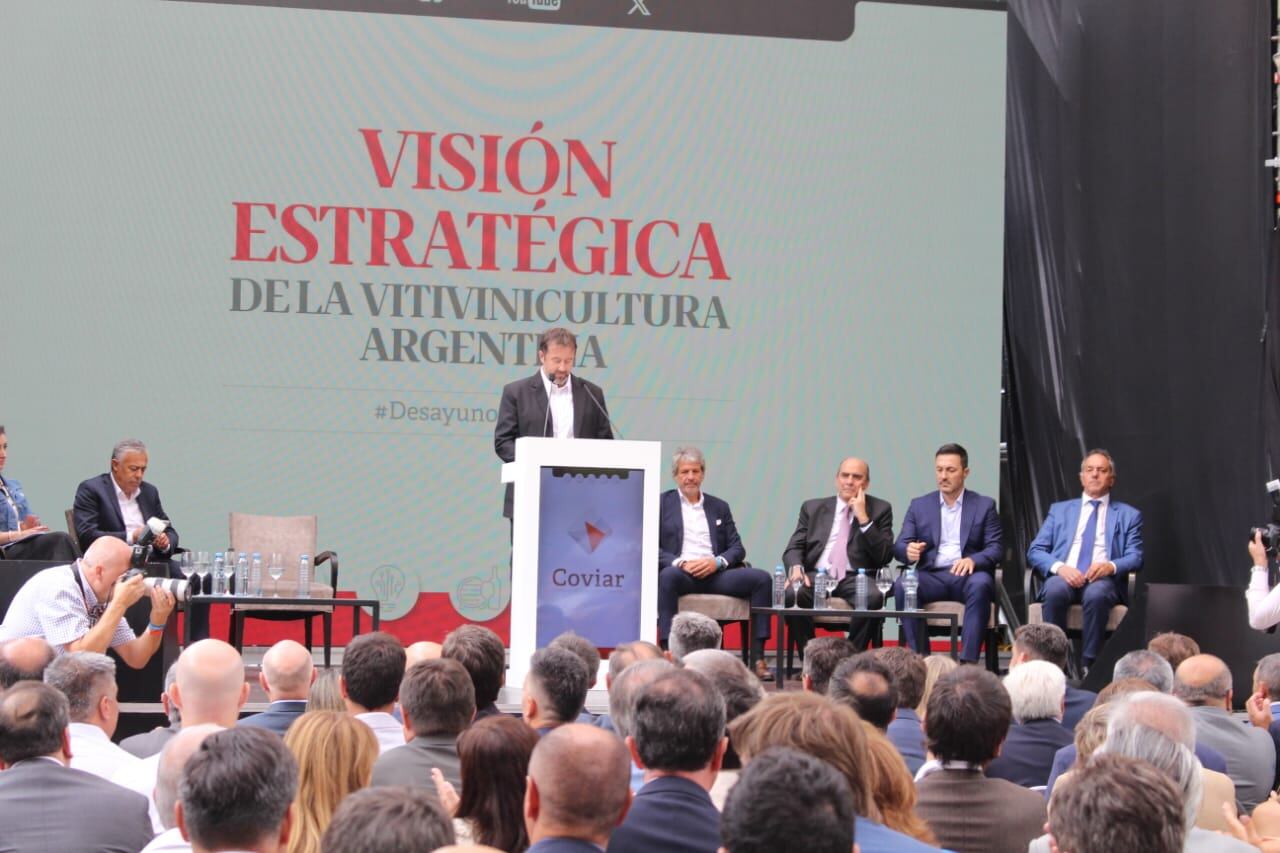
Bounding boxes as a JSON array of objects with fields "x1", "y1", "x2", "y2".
[
  {"x1": 702, "y1": 493, "x2": 733, "y2": 513},
  {"x1": 1110, "y1": 500, "x2": 1141, "y2": 517}
]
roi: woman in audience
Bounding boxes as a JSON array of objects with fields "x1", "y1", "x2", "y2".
[
  {"x1": 860, "y1": 724, "x2": 939, "y2": 845},
  {"x1": 307, "y1": 668, "x2": 346, "y2": 712},
  {"x1": 433, "y1": 715, "x2": 539, "y2": 851},
  {"x1": 916, "y1": 655, "x2": 957, "y2": 718},
  {"x1": 284, "y1": 710, "x2": 380, "y2": 853}
]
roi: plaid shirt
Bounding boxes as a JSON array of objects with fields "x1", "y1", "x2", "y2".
[{"x1": 0, "y1": 561, "x2": 135, "y2": 651}]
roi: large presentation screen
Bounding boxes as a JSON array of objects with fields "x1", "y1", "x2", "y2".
[{"x1": 0, "y1": 0, "x2": 1007, "y2": 637}]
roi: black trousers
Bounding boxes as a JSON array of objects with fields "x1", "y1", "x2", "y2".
[
  {"x1": 0, "y1": 531, "x2": 79, "y2": 562},
  {"x1": 785, "y1": 572, "x2": 884, "y2": 651}
]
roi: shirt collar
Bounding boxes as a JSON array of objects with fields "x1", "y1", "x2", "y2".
[
  {"x1": 939, "y1": 489, "x2": 966, "y2": 508},
  {"x1": 1081, "y1": 492, "x2": 1111, "y2": 509},
  {"x1": 113, "y1": 477, "x2": 139, "y2": 502},
  {"x1": 678, "y1": 489, "x2": 704, "y2": 509},
  {"x1": 541, "y1": 371, "x2": 572, "y2": 397}
]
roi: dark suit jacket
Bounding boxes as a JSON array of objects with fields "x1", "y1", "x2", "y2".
[
  {"x1": 916, "y1": 767, "x2": 1047, "y2": 853},
  {"x1": 494, "y1": 372, "x2": 613, "y2": 517},
  {"x1": 985, "y1": 717, "x2": 1075, "y2": 788},
  {"x1": 892, "y1": 490, "x2": 1002, "y2": 572},
  {"x1": 781, "y1": 495, "x2": 894, "y2": 572},
  {"x1": 886, "y1": 707, "x2": 926, "y2": 775},
  {"x1": 72, "y1": 472, "x2": 178, "y2": 556},
  {"x1": 119, "y1": 723, "x2": 178, "y2": 759},
  {"x1": 0, "y1": 759, "x2": 154, "y2": 853},
  {"x1": 605, "y1": 775, "x2": 720, "y2": 853},
  {"x1": 239, "y1": 699, "x2": 307, "y2": 735},
  {"x1": 1062, "y1": 685, "x2": 1097, "y2": 731},
  {"x1": 657, "y1": 490, "x2": 745, "y2": 570},
  {"x1": 528, "y1": 840, "x2": 605, "y2": 853},
  {"x1": 369, "y1": 733, "x2": 463, "y2": 792}
]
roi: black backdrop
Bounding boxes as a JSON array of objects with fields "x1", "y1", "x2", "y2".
[{"x1": 1002, "y1": 0, "x2": 1272, "y2": 617}]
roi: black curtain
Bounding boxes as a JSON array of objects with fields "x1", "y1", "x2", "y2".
[{"x1": 1003, "y1": 0, "x2": 1271, "y2": 599}]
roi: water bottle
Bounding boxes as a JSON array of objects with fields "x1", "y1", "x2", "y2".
[
  {"x1": 814, "y1": 567, "x2": 830, "y2": 610},
  {"x1": 854, "y1": 567, "x2": 868, "y2": 610},
  {"x1": 773, "y1": 566, "x2": 786, "y2": 608},
  {"x1": 250, "y1": 553, "x2": 263, "y2": 596},
  {"x1": 903, "y1": 567, "x2": 919, "y2": 611},
  {"x1": 235, "y1": 552, "x2": 249, "y2": 597},
  {"x1": 297, "y1": 554, "x2": 312, "y2": 598},
  {"x1": 212, "y1": 552, "x2": 226, "y2": 595}
]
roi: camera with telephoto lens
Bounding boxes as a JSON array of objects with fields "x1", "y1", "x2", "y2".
[
  {"x1": 123, "y1": 568, "x2": 191, "y2": 603},
  {"x1": 1250, "y1": 480, "x2": 1280, "y2": 556}
]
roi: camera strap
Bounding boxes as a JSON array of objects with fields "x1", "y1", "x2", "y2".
[{"x1": 69, "y1": 562, "x2": 107, "y2": 627}]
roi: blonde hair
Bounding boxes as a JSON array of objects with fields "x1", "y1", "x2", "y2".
[
  {"x1": 916, "y1": 655, "x2": 958, "y2": 718},
  {"x1": 284, "y1": 710, "x2": 379, "y2": 853},
  {"x1": 860, "y1": 723, "x2": 938, "y2": 845},
  {"x1": 1073, "y1": 703, "x2": 1113, "y2": 766},
  {"x1": 307, "y1": 668, "x2": 346, "y2": 712}
]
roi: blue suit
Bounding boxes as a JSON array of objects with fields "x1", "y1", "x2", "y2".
[
  {"x1": 886, "y1": 707, "x2": 926, "y2": 775},
  {"x1": 239, "y1": 699, "x2": 307, "y2": 735},
  {"x1": 892, "y1": 490, "x2": 1002, "y2": 661},
  {"x1": 606, "y1": 775, "x2": 720, "y2": 853},
  {"x1": 528, "y1": 839, "x2": 606, "y2": 853},
  {"x1": 1027, "y1": 496, "x2": 1143, "y2": 663}
]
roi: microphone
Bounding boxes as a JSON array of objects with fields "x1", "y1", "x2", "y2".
[{"x1": 577, "y1": 377, "x2": 624, "y2": 440}]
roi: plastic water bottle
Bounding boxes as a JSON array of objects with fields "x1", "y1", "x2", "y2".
[
  {"x1": 250, "y1": 553, "x2": 263, "y2": 596},
  {"x1": 297, "y1": 554, "x2": 311, "y2": 598},
  {"x1": 235, "y1": 552, "x2": 249, "y2": 597},
  {"x1": 773, "y1": 566, "x2": 786, "y2": 608},
  {"x1": 814, "y1": 568, "x2": 830, "y2": 610},
  {"x1": 903, "y1": 567, "x2": 919, "y2": 611},
  {"x1": 854, "y1": 567, "x2": 868, "y2": 610},
  {"x1": 212, "y1": 552, "x2": 226, "y2": 595}
]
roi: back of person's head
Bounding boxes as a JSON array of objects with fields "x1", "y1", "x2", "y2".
[
  {"x1": 828, "y1": 653, "x2": 897, "y2": 730},
  {"x1": 728, "y1": 692, "x2": 876, "y2": 819},
  {"x1": 720, "y1": 747, "x2": 854, "y2": 853},
  {"x1": 1096, "y1": 677, "x2": 1161, "y2": 705},
  {"x1": 870, "y1": 645, "x2": 926, "y2": 710},
  {"x1": 0, "y1": 681, "x2": 67, "y2": 765},
  {"x1": 549, "y1": 632, "x2": 600, "y2": 688},
  {"x1": 442, "y1": 625, "x2": 506, "y2": 711},
  {"x1": 608, "y1": 658, "x2": 674, "y2": 739},
  {"x1": 1013, "y1": 623, "x2": 1070, "y2": 671},
  {"x1": 925, "y1": 666, "x2": 1010, "y2": 765},
  {"x1": 801, "y1": 637, "x2": 855, "y2": 696},
  {"x1": 526, "y1": 724, "x2": 632, "y2": 842},
  {"x1": 1003, "y1": 659, "x2": 1065, "y2": 723},
  {"x1": 1049, "y1": 753, "x2": 1185, "y2": 853},
  {"x1": 526, "y1": 646, "x2": 590, "y2": 726},
  {"x1": 42, "y1": 651, "x2": 116, "y2": 726},
  {"x1": 341, "y1": 632, "x2": 405, "y2": 712},
  {"x1": 154, "y1": 724, "x2": 223, "y2": 831},
  {"x1": 679, "y1": 649, "x2": 765, "y2": 723},
  {"x1": 173, "y1": 639, "x2": 248, "y2": 725},
  {"x1": 1172, "y1": 654, "x2": 1233, "y2": 707},
  {"x1": 404, "y1": 642, "x2": 442, "y2": 668},
  {"x1": 1106, "y1": 691, "x2": 1195, "y2": 748},
  {"x1": 1072, "y1": 704, "x2": 1113, "y2": 766},
  {"x1": 0, "y1": 637, "x2": 56, "y2": 688},
  {"x1": 1113, "y1": 649, "x2": 1174, "y2": 693},
  {"x1": 320, "y1": 786, "x2": 455, "y2": 853},
  {"x1": 860, "y1": 726, "x2": 938, "y2": 845},
  {"x1": 308, "y1": 668, "x2": 346, "y2": 712},
  {"x1": 1256, "y1": 652, "x2": 1280, "y2": 700},
  {"x1": 260, "y1": 640, "x2": 314, "y2": 701},
  {"x1": 400, "y1": 658, "x2": 475, "y2": 737},
  {"x1": 916, "y1": 654, "x2": 958, "y2": 716},
  {"x1": 284, "y1": 710, "x2": 380, "y2": 853},
  {"x1": 607, "y1": 641, "x2": 663, "y2": 684},
  {"x1": 178, "y1": 726, "x2": 298, "y2": 851},
  {"x1": 631, "y1": 668, "x2": 725, "y2": 773},
  {"x1": 668, "y1": 612, "x2": 722, "y2": 662},
  {"x1": 456, "y1": 715, "x2": 540, "y2": 852},
  {"x1": 1099, "y1": 696, "x2": 1200, "y2": 830},
  {"x1": 1147, "y1": 632, "x2": 1201, "y2": 672}
]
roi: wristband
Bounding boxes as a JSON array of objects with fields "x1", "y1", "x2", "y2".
[{"x1": 147, "y1": 622, "x2": 165, "y2": 633}]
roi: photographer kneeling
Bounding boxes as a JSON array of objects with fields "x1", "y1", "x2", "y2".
[{"x1": 0, "y1": 536, "x2": 175, "y2": 668}]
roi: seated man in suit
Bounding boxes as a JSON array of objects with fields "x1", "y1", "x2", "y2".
[
  {"x1": 142, "y1": 723, "x2": 223, "y2": 853},
  {"x1": 783, "y1": 457, "x2": 894, "y2": 651},
  {"x1": 524, "y1": 724, "x2": 633, "y2": 853},
  {"x1": 892, "y1": 443, "x2": 1002, "y2": 663},
  {"x1": 1246, "y1": 651, "x2": 1280, "y2": 787},
  {"x1": 1010, "y1": 623, "x2": 1096, "y2": 730},
  {"x1": 323, "y1": 787, "x2": 455, "y2": 852},
  {"x1": 0, "y1": 425, "x2": 79, "y2": 561},
  {"x1": 1027, "y1": 448, "x2": 1143, "y2": 669},
  {"x1": 827, "y1": 653, "x2": 898, "y2": 731},
  {"x1": 872, "y1": 646, "x2": 928, "y2": 774},
  {"x1": 371, "y1": 657, "x2": 473, "y2": 791},
  {"x1": 239, "y1": 639, "x2": 314, "y2": 735},
  {"x1": 985, "y1": 660, "x2": 1074, "y2": 787},
  {"x1": 42, "y1": 651, "x2": 141, "y2": 781},
  {"x1": 442, "y1": 624, "x2": 507, "y2": 722},
  {"x1": 523, "y1": 646, "x2": 591, "y2": 737},
  {"x1": 341, "y1": 632, "x2": 407, "y2": 753},
  {"x1": 1047, "y1": 754, "x2": 1184, "y2": 853},
  {"x1": 0, "y1": 636, "x2": 55, "y2": 689},
  {"x1": 720, "y1": 747, "x2": 856, "y2": 853},
  {"x1": 657, "y1": 447, "x2": 772, "y2": 677}
]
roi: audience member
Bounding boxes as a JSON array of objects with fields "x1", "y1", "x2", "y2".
[
  {"x1": 371, "y1": 658, "x2": 474, "y2": 791},
  {"x1": 308, "y1": 668, "x2": 346, "y2": 712},
  {"x1": 916, "y1": 654, "x2": 957, "y2": 717},
  {"x1": 241, "y1": 639, "x2": 315, "y2": 735},
  {"x1": 1175, "y1": 653, "x2": 1275, "y2": 810},
  {"x1": 607, "y1": 669, "x2": 725, "y2": 853},
  {"x1": 1011, "y1": 622, "x2": 1096, "y2": 729},
  {"x1": 42, "y1": 650, "x2": 141, "y2": 780},
  {"x1": 284, "y1": 710, "x2": 380, "y2": 853},
  {"x1": 860, "y1": 727, "x2": 938, "y2": 846},
  {"x1": 177, "y1": 727, "x2": 298, "y2": 853},
  {"x1": 680, "y1": 649, "x2": 765, "y2": 809},
  {"x1": 442, "y1": 625, "x2": 507, "y2": 722},
  {"x1": 0, "y1": 681, "x2": 154, "y2": 852},
  {"x1": 523, "y1": 646, "x2": 590, "y2": 735},
  {"x1": 524, "y1": 724, "x2": 633, "y2": 853},
  {"x1": 122, "y1": 661, "x2": 182, "y2": 757},
  {"x1": 551, "y1": 632, "x2": 602, "y2": 722},
  {"x1": 985, "y1": 659, "x2": 1073, "y2": 787},
  {"x1": 321, "y1": 786, "x2": 455, "y2": 853},
  {"x1": 1246, "y1": 651, "x2": 1280, "y2": 788},
  {"x1": 1048, "y1": 754, "x2": 1184, "y2": 853},
  {"x1": 667, "y1": 611, "x2": 722, "y2": 663},
  {"x1": 434, "y1": 715, "x2": 539, "y2": 850},
  {"x1": 608, "y1": 658, "x2": 675, "y2": 792},
  {"x1": 405, "y1": 641, "x2": 443, "y2": 667},
  {"x1": 141, "y1": 724, "x2": 223, "y2": 853},
  {"x1": 914, "y1": 666, "x2": 1047, "y2": 853},
  {"x1": 1114, "y1": 647, "x2": 1175, "y2": 693},
  {"x1": 828, "y1": 652, "x2": 897, "y2": 730},
  {"x1": 341, "y1": 631, "x2": 407, "y2": 753},
  {"x1": 0, "y1": 635, "x2": 55, "y2": 688},
  {"x1": 1055, "y1": 702, "x2": 1112, "y2": 789},
  {"x1": 595, "y1": 641, "x2": 664, "y2": 733},
  {"x1": 799, "y1": 635, "x2": 854, "y2": 696},
  {"x1": 719, "y1": 747, "x2": 855, "y2": 853},
  {"x1": 0, "y1": 425, "x2": 79, "y2": 560},
  {"x1": 872, "y1": 645, "x2": 928, "y2": 773},
  {"x1": 1148, "y1": 631, "x2": 1201, "y2": 672}
]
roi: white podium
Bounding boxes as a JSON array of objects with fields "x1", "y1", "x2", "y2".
[{"x1": 501, "y1": 437, "x2": 661, "y2": 685}]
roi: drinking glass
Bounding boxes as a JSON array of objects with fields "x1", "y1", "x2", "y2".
[
  {"x1": 193, "y1": 550, "x2": 211, "y2": 595},
  {"x1": 268, "y1": 552, "x2": 285, "y2": 598},
  {"x1": 876, "y1": 567, "x2": 895, "y2": 599},
  {"x1": 788, "y1": 571, "x2": 804, "y2": 609},
  {"x1": 178, "y1": 552, "x2": 194, "y2": 580}
]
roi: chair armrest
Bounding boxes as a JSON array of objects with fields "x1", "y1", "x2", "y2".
[
  {"x1": 1024, "y1": 567, "x2": 1037, "y2": 604},
  {"x1": 315, "y1": 550, "x2": 339, "y2": 591},
  {"x1": 1127, "y1": 571, "x2": 1136, "y2": 598}
]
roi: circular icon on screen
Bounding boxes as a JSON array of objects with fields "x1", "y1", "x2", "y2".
[
  {"x1": 451, "y1": 564, "x2": 509, "y2": 621},
  {"x1": 369, "y1": 564, "x2": 418, "y2": 621}
]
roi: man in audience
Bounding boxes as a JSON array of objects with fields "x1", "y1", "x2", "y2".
[
  {"x1": 667, "y1": 611, "x2": 722, "y2": 663},
  {"x1": 872, "y1": 645, "x2": 928, "y2": 773},
  {"x1": 1027, "y1": 449, "x2": 1143, "y2": 671},
  {"x1": 371, "y1": 657, "x2": 474, "y2": 791},
  {"x1": 595, "y1": 641, "x2": 664, "y2": 732},
  {"x1": 1114, "y1": 647, "x2": 1175, "y2": 692},
  {"x1": 1047, "y1": 754, "x2": 1184, "y2": 853},
  {"x1": 607, "y1": 669, "x2": 724, "y2": 853},
  {"x1": 525, "y1": 724, "x2": 633, "y2": 853},
  {"x1": 800, "y1": 636, "x2": 854, "y2": 696},
  {"x1": 985, "y1": 660, "x2": 1073, "y2": 787},
  {"x1": 0, "y1": 425, "x2": 80, "y2": 560},
  {"x1": 523, "y1": 645, "x2": 591, "y2": 736},
  {"x1": 828, "y1": 652, "x2": 897, "y2": 730},
  {"x1": 1148, "y1": 631, "x2": 1200, "y2": 672},
  {"x1": 607, "y1": 658, "x2": 675, "y2": 792},
  {"x1": 1247, "y1": 651, "x2": 1280, "y2": 787},
  {"x1": 551, "y1": 631, "x2": 601, "y2": 721},
  {"x1": 1175, "y1": 653, "x2": 1275, "y2": 810},
  {"x1": 141, "y1": 724, "x2": 223, "y2": 853},
  {"x1": 0, "y1": 535, "x2": 176, "y2": 668},
  {"x1": 442, "y1": 624, "x2": 507, "y2": 721},
  {"x1": 0, "y1": 681, "x2": 154, "y2": 851},
  {"x1": 680, "y1": 650, "x2": 765, "y2": 809},
  {"x1": 0, "y1": 635, "x2": 55, "y2": 687},
  {"x1": 239, "y1": 639, "x2": 314, "y2": 735},
  {"x1": 719, "y1": 747, "x2": 856, "y2": 853},
  {"x1": 176, "y1": 727, "x2": 297, "y2": 853},
  {"x1": 405, "y1": 641, "x2": 443, "y2": 667},
  {"x1": 342, "y1": 631, "x2": 407, "y2": 752},
  {"x1": 322, "y1": 787, "x2": 455, "y2": 852},
  {"x1": 1010, "y1": 622, "x2": 1095, "y2": 729},
  {"x1": 122, "y1": 662, "x2": 181, "y2": 757},
  {"x1": 43, "y1": 650, "x2": 141, "y2": 779},
  {"x1": 915, "y1": 667, "x2": 1047, "y2": 853}
]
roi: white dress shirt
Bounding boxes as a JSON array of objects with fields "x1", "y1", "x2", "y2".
[
  {"x1": 817, "y1": 498, "x2": 873, "y2": 568},
  {"x1": 114, "y1": 479, "x2": 146, "y2": 542},
  {"x1": 140, "y1": 827, "x2": 192, "y2": 853},
  {"x1": 68, "y1": 721, "x2": 142, "y2": 782},
  {"x1": 1051, "y1": 493, "x2": 1111, "y2": 574},
  {"x1": 357, "y1": 711, "x2": 407, "y2": 753},
  {"x1": 934, "y1": 490, "x2": 965, "y2": 568},
  {"x1": 675, "y1": 491, "x2": 716, "y2": 567},
  {"x1": 540, "y1": 371, "x2": 574, "y2": 440}
]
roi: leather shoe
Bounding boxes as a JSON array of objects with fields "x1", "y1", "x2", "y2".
[{"x1": 753, "y1": 659, "x2": 774, "y2": 681}]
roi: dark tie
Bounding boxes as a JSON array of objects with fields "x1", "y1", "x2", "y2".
[
  {"x1": 1075, "y1": 500, "x2": 1101, "y2": 571},
  {"x1": 829, "y1": 507, "x2": 851, "y2": 583}
]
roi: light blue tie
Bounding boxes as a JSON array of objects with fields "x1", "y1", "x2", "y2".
[{"x1": 1075, "y1": 500, "x2": 1101, "y2": 571}]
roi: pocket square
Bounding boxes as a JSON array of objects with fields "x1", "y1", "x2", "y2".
[{"x1": 715, "y1": 519, "x2": 722, "y2": 526}]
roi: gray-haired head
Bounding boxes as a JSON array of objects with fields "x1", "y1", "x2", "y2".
[
  {"x1": 680, "y1": 649, "x2": 764, "y2": 723},
  {"x1": 111, "y1": 438, "x2": 147, "y2": 462},
  {"x1": 1083, "y1": 448, "x2": 1116, "y2": 475},
  {"x1": 1172, "y1": 654, "x2": 1233, "y2": 707},
  {"x1": 43, "y1": 651, "x2": 116, "y2": 723},
  {"x1": 1003, "y1": 659, "x2": 1065, "y2": 723},
  {"x1": 1113, "y1": 649, "x2": 1174, "y2": 694},
  {"x1": 670, "y1": 446, "x2": 706, "y2": 477},
  {"x1": 668, "y1": 611, "x2": 722, "y2": 663},
  {"x1": 608, "y1": 658, "x2": 674, "y2": 739},
  {"x1": 1100, "y1": 698, "x2": 1203, "y2": 830},
  {"x1": 1256, "y1": 653, "x2": 1280, "y2": 700},
  {"x1": 164, "y1": 662, "x2": 182, "y2": 726}
]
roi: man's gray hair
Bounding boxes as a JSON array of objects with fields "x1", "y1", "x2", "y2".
[
  {"x1": 1113, "y1": 649, "x2": 1174, "y2": 693},
  {"x1": 164, "y1": 662, "x2": 182, "y2": 726},
  {"x1": 1083, "y1": 448, "x2": 1116, "y2": 474},
  {"x1": 1107, "y1": 692, "x2": 1194, "y2": 750},
  {"x1": 1099, "y1": 709, "x2": 1203, "y2": 830},
  {"x1": 680, "y1": 649, "x2": 765, "y2": 722},
  {"x1": 668, "y1": 612, "x2": 722, "y2": 663},
  {"x1": 1002, "y1": 660, "x2": 1065, "y2": 723},
  {"x1": 608, "y1": 659, "x2": 674, "y2": 739},
  {"x1": 43, "y1": 652, "x2": 116, "y2": 722},
  {"x1": 1256, "y1": 653, "x2": 1280, "y2": 699},
  {"x1": 112, "y1": 438, "x2": 147, "y2": 461},
  {"x1": 670, "y1": 447, "x2": 706, "y2": 477}
]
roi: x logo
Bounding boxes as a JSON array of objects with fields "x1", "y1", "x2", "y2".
[{"x1": 629, "y1": 0, "x2": 651, "y2": 15}]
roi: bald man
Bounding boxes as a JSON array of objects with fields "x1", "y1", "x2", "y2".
[
  {"x1": 0, "y1": 636, "x2": 55, "y2": 688},
  {"x1": 406, "y1": 641, "x2": 443, "y2": 668},
  {"x1": 782, "y1": 457, "x2": 895, "y2": 650},
  {"x1": 240, "y1": 640, "x2": 315, "y2": 735},
  {"x1": 525, "y1": 724, "x2": 633, "y2": 853},
  {"x1": 141, "y1": 724, "x2": 223, "y2": 853}
]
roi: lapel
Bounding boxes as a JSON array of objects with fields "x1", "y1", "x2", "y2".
[
  {"x1": 101, "y1": 474, "x2": 126, "y2": 532},
  {"x1": 570, "y1": 376, "x2": 586, "y2": 438},
  {"x1": 1062, "y1": 501, "x2": 1082, "y2": 559},
  {"x1": 814, "y1": 499, "x2": 836, "y2": 547},
  {"x1": 666, "y1": 491, "x2": 684, "y2": 542},
  {"x1": 700, "y1": 497, "x2": 718, "y2": 551},
  {"x1": 931, "y1": 493, "x2": 944, "y2": 543},
  {"x1": 528, "y1": 373, "x2": 551, "y2": 437},
  {"x1": 1103, "y1": 498, "x2": 1117, "y2": 556},
  {"x1": 959, "y1": 491, "x2": 976, "y2": 546}
]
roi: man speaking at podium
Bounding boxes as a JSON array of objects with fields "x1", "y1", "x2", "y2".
[{"x1": 494, "y1": 327, "x2": 614, "y2": 518}]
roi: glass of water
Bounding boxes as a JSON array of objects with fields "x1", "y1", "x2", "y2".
[
  {"x1": 193, "y1": 551, "x2": 211, "y2": 596},
  {"x1": 178, "y1": 552, "x2": 195, "y2": 580},
  {"x1": 788, "y1": 571, "x2": 805, "y2": 609},
  {"x1": 876, "y1": 567, "x2": 895, "y2": 599},
  {"x1": 268, "y1": 552, "x2": 285, "y2": 597}
]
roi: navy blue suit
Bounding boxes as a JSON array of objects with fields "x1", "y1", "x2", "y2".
[
  {"x1": 886, "y1": 707, "x2": 926, "y2": 775},
  {"x1": 239, "y1": 699, "x2": 307, "y2": 735},
  {"x1": 605, "y1": 776, "x2": 720, "y2": 853},
  {"x1": 892, "y1": 490, "x2": 1002, "y2": 661},
  {"x1": 656, "y1": 490, "x2": 770, "y2": 647},
  {"x1": 1062, "y1": 685, "x2": 1097, "y2": 731},
  {"x1": 985, "y1": 717, "x2": 1074, "y2": 788},
  {"x1": 528, "y1": 839, "x2": 606, "y2": 853}
]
